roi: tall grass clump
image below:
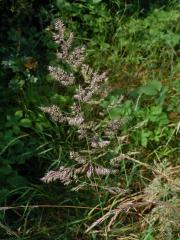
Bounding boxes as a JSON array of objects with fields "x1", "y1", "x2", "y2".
[
  {"x1": 40, "y1": 19, "x2": 123, "y2": 188},
  {"x1": 39, "y1": 19, "x2": 180, "y2": 239}
]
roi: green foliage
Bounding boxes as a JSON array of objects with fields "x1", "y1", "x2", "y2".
[
  {"x1": 56, "y1": 0, "x2": 111, "y2": 35},
  {"x1": 0, "y1": 0, "x2": 180, "y2": 239},
  {"x1": 83, "y1": 2, "x2": 180, "y2": 85},
  {"x1": 139, "y1": 80, "x2": 162, "y2": 96},
  {"x1": 0, "y1": 0, "x2": 55, "y2": 96},
  {"x1": 0, "y1": 1, "x2": 56, "y2": 206},
  {"x1": 0, "y1": 106, "x2": 53, "y2": 206},
  {"x1": 0, "y1": 112, "x2": 30, "y2": 193},
  {"x1": 102, "y1": 86, "x2": 175, "y2": 149}
]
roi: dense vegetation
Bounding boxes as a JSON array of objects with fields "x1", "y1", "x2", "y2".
[{"x1": 0, "y1": 1, "x2": 179, "y2": 239}]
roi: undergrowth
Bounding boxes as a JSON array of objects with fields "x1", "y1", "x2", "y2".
[{"x1": 0, "y1": 1, "x2": 180, "y2": 240}]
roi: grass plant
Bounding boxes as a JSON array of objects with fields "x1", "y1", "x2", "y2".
[{"x1": 0, "y1": 1, "x2": 179, "y2": 239}]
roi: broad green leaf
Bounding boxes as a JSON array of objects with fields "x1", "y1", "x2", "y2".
[
  {"x1": 140, "y1": 81, "x2": 162, "y2": 96},
  {"x1": 109, "y1": 107, "x2": 122, "y2": 119},
  {"x1": 20, "y1": 118, "x2": 32, "y2": 128},
  {"x1": 150, "y1": 80, "x2": 162, "y2": 91},
  {"x1": 92, "y1": 0, "x2": 102, "y2": 3},
  {"x1": 14, "y1": 110, "x2": 23, "y2": 119}
]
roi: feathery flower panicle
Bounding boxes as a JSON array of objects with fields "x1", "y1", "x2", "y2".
[
  {"x1": 40, "y1": 105, "x2": 65, "y2": 123},
  {"x1": 76, "y1": 121, "x2": 95, "y2": 140},
  {"x1": 91, "y1": 139, "x2": 110, "y2": 148},
  {"x1": 67, "y1": 103, "x2": 84, "y2": 126},
  {"x1": 91, "y1": 71, "x2": 108, "y2": 86},
  {"x1": 48, "y1": 66, "x2": 75, "y2": 86},
  {"x1": 77, "y1": 127, "x2": 87, "y2": 140},
  {"x1": 40, "y1": 104, "x2": 84, "y2": 127},
  {"x1": 56, "y1": 44, "x2": 85, "y2": 69},
  {"x1": 53, "y1": 20, "x2": 73, "y2": 60},
  {"x1": 93, "y1": 166, "x2": 118, "y2": 177},
  {"x1": 73, "y1": 69, "x2": 108, "y2": 102},
  {"x1": 69, "y1": 151, "x2": 117, "y2": 177},
  {"x1": 104, "y1": 118, "x2": 129, "y2": 137},
  {"x1": 71, "y1": 182, "x2": 87, "y2": 192},
  {"x1": 53, "y1": 19, "x2": 84, "y2": 70},
  {"x1": 41, "y1": 166, "x2": 75, "y2": 185},
  {"x1": 105, "y1": 120, "x2": 121, "y2": 134},
  {"x1": 70, "y1": 103, "x2": 82, "y2": 114},
  {"x1": 67, "y1": 115, "x2": 84, "y2": 126},
  {"x1": 40, "y1": 19, "x2": 121, "y2": 189},
  {"x1": 67, "y1": 46, "x2": 85, "y2": 69},
  {"x1": 70, "y1": 151, "x2": 86, "y2": 164},
  {"x1": 53, "y1": 20, "x2": 65, "y2": 44},
  {"x1": 81, "y1": 64, "x2": 93, "y2": 83},
  {"x1": 74, "y1": 163, "x2": 118, "y2": 178},
  {"x1": 74, "y1": 78, "x2": 106, "y2": 103},
  {"x1": 74, "y1": 85, "x2": 94, "y2": 102},
  {"x1": 42, "y1": 162, "x2": 118, "y2": 186}
]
